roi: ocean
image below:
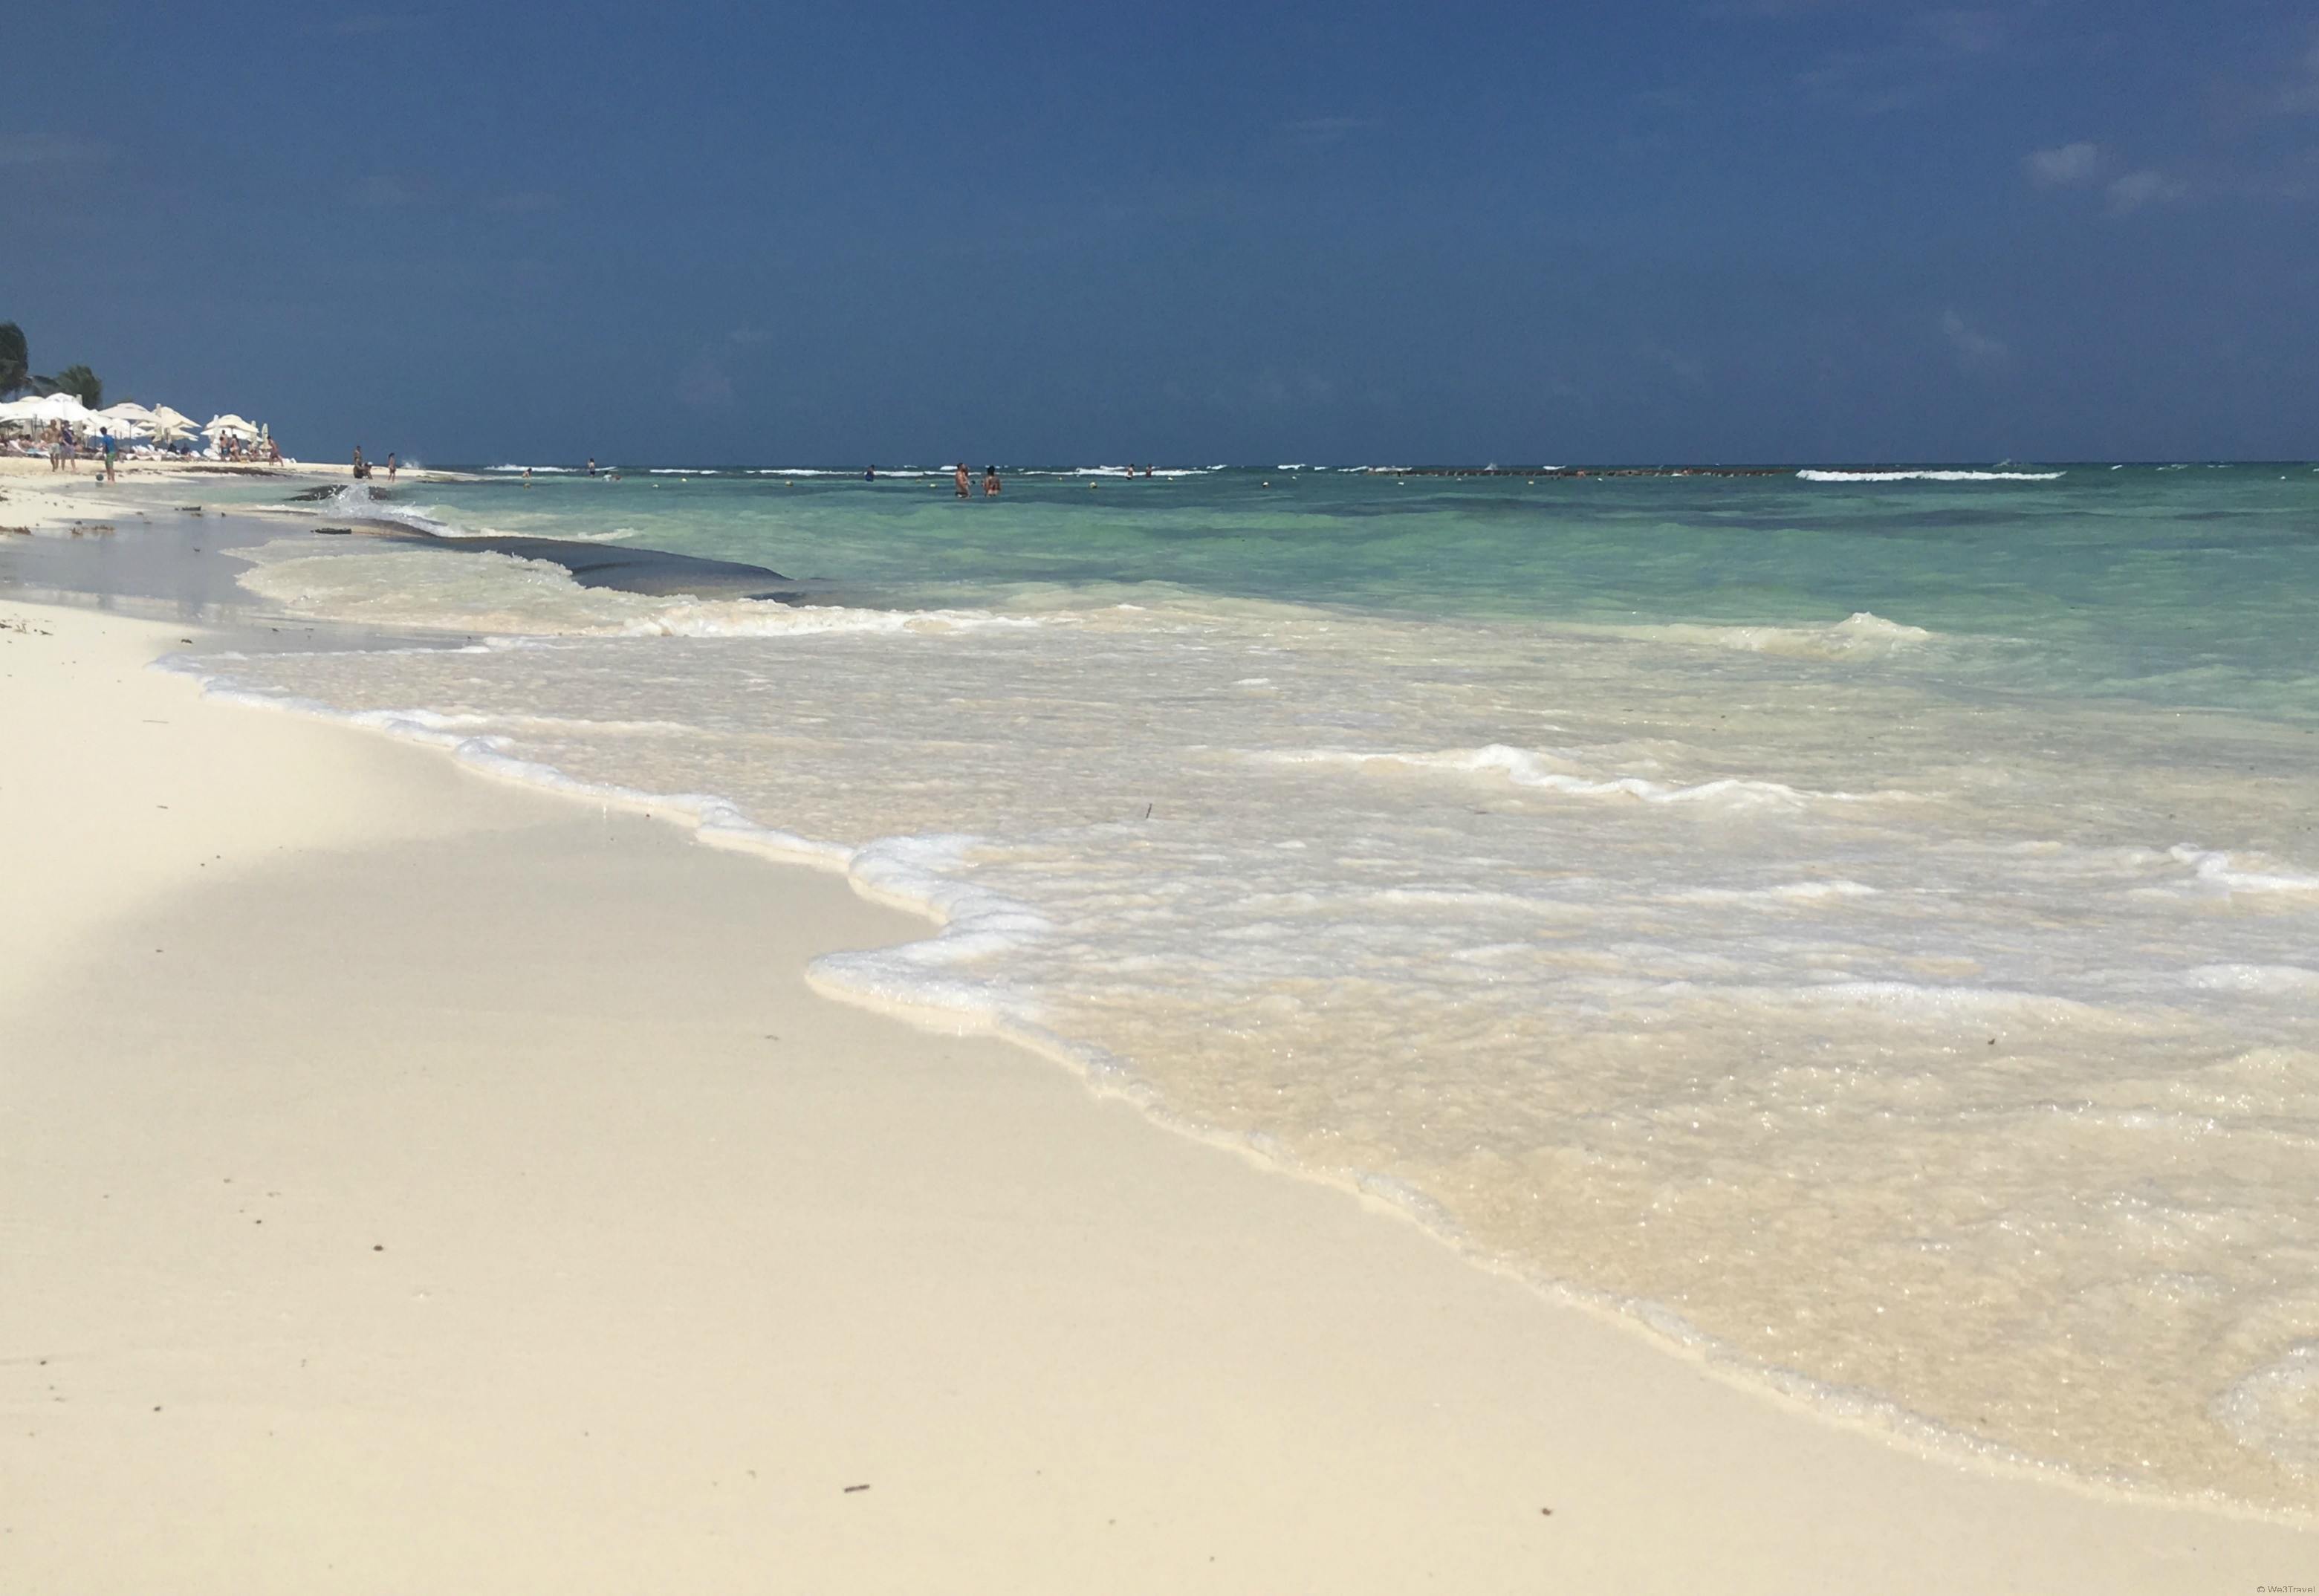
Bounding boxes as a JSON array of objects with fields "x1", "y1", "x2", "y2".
[{"x1": 185, "y1": 462, "x2": 2319, "y2": 1511}]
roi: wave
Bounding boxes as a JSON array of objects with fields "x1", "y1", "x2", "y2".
[
  {"x1": 1599, "y1": 610, "x2": 1937, "y2": 662},
  {"x1": 232, "y1": 538, "x2": 1043, "y2": 640},
  {"x1": 2185, "y1": 963, "x2": 2319, "y2": 995},
  {"x1": 2169, "y1": 845, "x2": 2319, "y2": 895},
  {"x1": 488, "y1": 464, "x2": 578, "y2": 473},
  {"x1": 1258, "y1": 743, "x2": 1913, "y2": 808},
  {"x1": 2212, "y1": 1341, "x2": 2319, "y2": 1479},
  {"x1": 1662, "y1": 879, "x2": 1881, "y2": 905},
  {"x1": 1797, "y1": 469, "x2": 2066, "y2": 482},
  {"x1": 314, "y1": 482, "x2": 481, "y2": 538}
]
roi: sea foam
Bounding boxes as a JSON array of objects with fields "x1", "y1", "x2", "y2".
[{"x1": 1797, "y1": 468, "x2": 2067, "y2": 482}]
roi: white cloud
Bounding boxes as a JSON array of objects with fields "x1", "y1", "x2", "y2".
[
  {"x1": 2026, "y1": 140, "x2": 2104, "y2": 186},
  {"x1": 1940, "y1": 309, "x2": 2008, "y2": 371},
  {"x1": 2106, "y1": 169, "x2": 2189, "y2": 215}
]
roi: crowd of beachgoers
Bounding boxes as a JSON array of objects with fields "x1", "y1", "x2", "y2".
[{"x1": 0, "y1": 393, "x2": 280, "y2": 473}]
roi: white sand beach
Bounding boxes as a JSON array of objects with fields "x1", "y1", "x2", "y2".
[{"x1": 1, "y1": 480, "x2": 2314, "y2": 1591}]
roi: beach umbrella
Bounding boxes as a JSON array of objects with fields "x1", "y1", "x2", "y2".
[
  {"x1": 205, "y1": 412, "x2": 259, "y2": 437},
  {"x1": 150, "y1": 404, "x2": 197, "y2": 432},
  {"x1": 100, "y1": 402, "x2": 158, "y2": 430},
  {"x1": 28, "y1": 393, "x2": 94, "y2": 425}
]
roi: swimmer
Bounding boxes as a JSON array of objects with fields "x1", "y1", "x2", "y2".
[{"x1": 982, "y1": 465, "x2": 1001, "y2": 496}]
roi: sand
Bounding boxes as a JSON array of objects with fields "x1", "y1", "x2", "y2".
[{"x1": 1, "y1": 525, "x2": 2314, "y2": 1592}]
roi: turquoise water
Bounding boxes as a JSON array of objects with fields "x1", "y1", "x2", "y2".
[
  {"x1": 204, "y1": 460, "x2": 2319, "y2": 1511},
  {"x1": 392, "y1": 463, "x2": 2319, "y2": 718}
]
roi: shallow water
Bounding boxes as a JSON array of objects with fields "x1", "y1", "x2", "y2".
[{"x1": 196, "y1": 464, "x2": 2319, "y2": 1510}]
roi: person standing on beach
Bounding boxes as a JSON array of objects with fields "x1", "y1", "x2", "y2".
[
  {"x1": 955, "y1": 462, "x2": 970, "y2": 499},
  {"x1": 352, "y1": 444, "x2": 367, "y2": 479},
  {"x1": 982, "y1": 464, "x2": 1001, "y2": 497},
  {"x1": 100, "y1": 429, "x2": 117, "y2": 483}
]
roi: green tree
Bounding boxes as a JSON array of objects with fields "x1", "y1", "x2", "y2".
[
  {"x1": 52, "y1": 364, "x2": 102, "y2": 409},
  {"x1": 0, "y1": 324, "x2": 26, "y2": 395}
]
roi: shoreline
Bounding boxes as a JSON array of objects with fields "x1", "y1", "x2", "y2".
[
  {"x1": 2, "y1": 496, "x2": 2316, "y2": 1584},
  {"x1": 176, "y1": 587, "x2": 2319, "y2": 1528}
]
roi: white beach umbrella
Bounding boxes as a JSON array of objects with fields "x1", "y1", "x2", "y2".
[
  {"x1": 100, "y1": 402, "x2": 158, "y2": 429},
  {"x1": 205, "y1": 412, "x2": 260, "y2": 438},
  {"x1": 28, "y1": 393, "x2": 95, "y2": 425},
  {"x1": 144, "y1": 405, "x2": 198, "y2": 445}
]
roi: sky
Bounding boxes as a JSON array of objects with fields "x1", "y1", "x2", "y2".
[{"x1": 4, "y1": 1, "x2": 2315, "y2": 464}]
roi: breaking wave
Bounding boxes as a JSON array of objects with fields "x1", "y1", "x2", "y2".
[{"x1": 1797, "y1": 468, "x2": 2066, "y2": 483}]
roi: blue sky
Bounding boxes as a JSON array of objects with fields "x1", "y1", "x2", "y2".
[{"x1": 5, "y1": 1, "x2": 2314, "y2": 464}]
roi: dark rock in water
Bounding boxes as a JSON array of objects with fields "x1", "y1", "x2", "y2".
[
  {"x1": 355, "y1": 525, "x2": 814, "y2": 602},
  {"x1": 313, "y1": 526, "x2": 354, "y2": 535},
  {"x1": 287, "y1": 485, "x2": 339, "y2": 502}
]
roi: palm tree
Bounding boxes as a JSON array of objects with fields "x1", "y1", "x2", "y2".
[
  {"x1": 53, "y1": 364, "x2": 102, "y2": 409},
  {"x1": 0, "y1": 324, "x2": 27, "y2": 397}
]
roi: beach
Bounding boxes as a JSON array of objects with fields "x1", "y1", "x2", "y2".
[{"x1": 3, "y1": 464, "x2": 2316, "y2": 1590}]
